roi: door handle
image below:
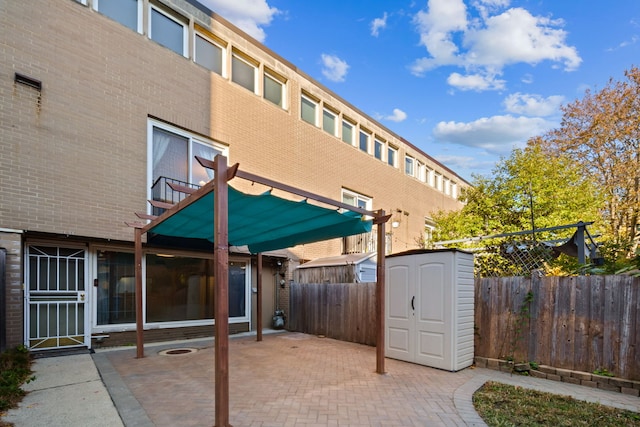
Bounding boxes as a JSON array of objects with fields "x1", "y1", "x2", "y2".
[
  {"x1": 80, "y1": 293, "x2": 85, "y2": 302},
  {"x1": 411, "y1": 296, "x2": 415, "y2": 311}
]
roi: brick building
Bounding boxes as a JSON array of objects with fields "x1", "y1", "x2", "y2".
[{"x1": 0, "y1": 0, "x2": 468, "y2": 351}]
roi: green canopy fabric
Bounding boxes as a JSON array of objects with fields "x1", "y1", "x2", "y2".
[{"x1": 149, "y1": 185, "x2": 373, "y2": 253}]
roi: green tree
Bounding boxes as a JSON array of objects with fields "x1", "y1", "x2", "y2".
[
  {"x1": 433, "y1": 145, "x2": 601, "y2": 244},
  {"x1": 539, "y1": 66, "x2": 640, "y2": 260}
]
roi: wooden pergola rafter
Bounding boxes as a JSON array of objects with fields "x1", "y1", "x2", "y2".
[{"x1": 127, "y1": 155, "x2": 390, "y2": 427}]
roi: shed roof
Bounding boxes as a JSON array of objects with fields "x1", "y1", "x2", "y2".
[{"x1": 297, "y1": 252, "x2": 377, "y2": 269}]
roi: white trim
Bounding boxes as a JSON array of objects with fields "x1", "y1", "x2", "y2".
[{"x1": 0, "y1": 228, "x2": 23, "y2": 234}]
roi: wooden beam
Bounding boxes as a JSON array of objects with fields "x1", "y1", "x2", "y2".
[
  {"x1": 134, "y1": 228, "x2": 144, "y2": 359},
  {"x1": 214, "y1": 155, "x2": 231, "y2": 427},
  {"x1": 257, "y1": 253, "x2": 263, "y2": 342},
  {"x1": 135, "y1": 212, "x2": 157, "y2": 220},
  {"x1": 148, "y1": 199, "x2": 175, "y2": 210},
  {"x1": 167, "y1": 181, "x2": 197, "y2": 194},
  {"x1": 125, "y1": 221, "x2": 146, "y2": 228},
  {"x1": 375, "y1": 210, "x2": 386, "y2": 374}
]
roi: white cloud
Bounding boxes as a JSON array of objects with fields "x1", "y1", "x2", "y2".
[
  {"x1": 371, "y1": 12, "x2": 388, "y2": 37},
  {"x1": 503, "y1": 93, "x2": 564, "y2": 116},
  {"x1": 197, "y1": 0, "x2": 279, "y2": 42},
  {"x1": 382, "y1": 108, "x2": 408, "y2": 122},
  {"x1": 521, "y1": 73, "x2": 534, "y2": 84},
  {"x1": 433, "y1": 115, "x2": 552, "y2": 153},
  {"x1": 447, "y1": 72, "x2": 505, "y2": 91},
  {"x1": 411, "y1": 1, "x2": 581, "y2": 90},
  {"x1": 321, "y1": 54, "x2": 349, "y2": 82}
]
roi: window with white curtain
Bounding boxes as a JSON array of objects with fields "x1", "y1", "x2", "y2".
[{"x1": 149, "y1": 121, "x2": 228, "y2": 195}]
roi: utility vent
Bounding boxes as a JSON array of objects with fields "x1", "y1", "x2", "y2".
[
  {"x1": 15, "y1": 73, "x2": 42, "y2": 91},
  {"x1": 158, "y1": 347, "x2": 198, "y2": 356}
]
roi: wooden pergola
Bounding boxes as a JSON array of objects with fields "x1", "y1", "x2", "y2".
[{"x1": 128, "y1": 155, "x2": 390, "y2": 427}]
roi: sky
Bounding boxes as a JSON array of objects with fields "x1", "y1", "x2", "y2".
[{"x1": 197, "y1": 0, "x2": 639, "y2": 182}]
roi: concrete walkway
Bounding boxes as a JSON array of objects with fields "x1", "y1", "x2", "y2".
[{"x1": 4, "y1": 332, "x2": 640, "y2": 426}]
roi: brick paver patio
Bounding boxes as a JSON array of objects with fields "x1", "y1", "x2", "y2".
[{"x1": 103, "y1": 332, "x2": 480, "y2": 426}]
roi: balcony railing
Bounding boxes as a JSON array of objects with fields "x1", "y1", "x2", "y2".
[{"x1": 151, "y1": 176, "x2": 201, "y2": 216}]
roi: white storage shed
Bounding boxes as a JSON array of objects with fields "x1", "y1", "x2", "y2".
[{"x1": 385, "y1": 249, "x2": 474, "y2": 371}]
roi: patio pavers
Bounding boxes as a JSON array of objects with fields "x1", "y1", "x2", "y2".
[{"x1": 102, "y1": 332, "x2": 479, "y2": 426}]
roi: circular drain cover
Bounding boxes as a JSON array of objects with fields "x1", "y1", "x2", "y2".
[{"x1": 159, "y1": 347, "x2": 198, "y2": 356}]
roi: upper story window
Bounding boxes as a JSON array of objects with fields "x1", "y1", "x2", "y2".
[
  {"x1": 426, "y1": 167, "x2": 435, "y2": 186},
  {"x1": 374, "y1": 138, "x2": 384, "y2": 161},
  {"x1": 342, "y1": 118, "x2": 355, "y2": 145},
  {"x1": 435, "y1": 173, "x2": 443, "y2": 191},
  {"x1": 148, "y1": 121, "x2": 228, "y2": 205},
  {"x1": 194, "y1": 32, "x2": 225, "y2": 76},
  {"x1": 405, "y1": 156, "x2": 415, "y2": 177},
  {"x1": 264, "y1": 69, "x2": 286, "y2": 108},
  {"x1": 451, "y1": 182, "x2": 458, "y2": 199},
  {"x1": 231, "y1": 50, "x2": 258, "y2": 93},
  {"x1": 359, "y1": 129, "x2": 370, "y2": 154},
  {"x1": 301, "y1": 93, "x2": 319, "y2": 126},
  {"x1": 417, "y1": 161, "x2": 426, "y2": 182},
  {"x1": 388, "y1": 146, "x2": 397, "y2": 168},
  {"x1": 149, "y1": 4, "x2": 187, "y2": 57},
  {"x1": 94, "y1": 0, "x2": 140, "y2": 32},
  {"x1": 444, "y1": 178, "x2": 451, "y2": 195},
  {"x1": 322, "y1": 108, "x2": 337, "y2": 136}
]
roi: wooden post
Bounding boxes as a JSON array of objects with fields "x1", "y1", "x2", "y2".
[
  {"x1": 134, "y1": 227, "x2": 144, "y2": 359},
  {"x1": 257, "y1": 253, "x2": 263, "y2": 342},
  {"x1": 214, "y1": 155, "x2": 231, "y2": 427},
  {"x1": 376, "y1": 210, "x2": 386, "y2": 374}
]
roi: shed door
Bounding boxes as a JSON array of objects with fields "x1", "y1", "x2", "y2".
[
  {"x1": 414, "y1": 257, "x2": 451, "y2": 369},
  {"x1": 385, "y1": 262, "x2": 413, "y2": 362}
]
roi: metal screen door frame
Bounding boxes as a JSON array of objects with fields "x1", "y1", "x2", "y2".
[{"x1": 25, "y1": 244, "x2": 90, "y2": 350}]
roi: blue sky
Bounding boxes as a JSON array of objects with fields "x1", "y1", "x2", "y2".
[{"x1": 198, "y1": 0, "x2": 639, "y2": 182}]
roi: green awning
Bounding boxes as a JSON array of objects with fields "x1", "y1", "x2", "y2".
[{"x1": 149, "y1": 185, "x2": 373, "y2": 253}]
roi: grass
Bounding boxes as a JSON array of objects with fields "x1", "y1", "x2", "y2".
[
  {"x1": 473, "y1": 381, "x2": 640, "y2": 427},
  {"x1": 0, "y1": 346, "x2": 34, "y2": 426}
]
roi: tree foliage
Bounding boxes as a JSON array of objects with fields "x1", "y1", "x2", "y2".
[
  {"x1": 432, "y1": 145, "x2": 601, "y2": 245},
  {"x1": 538, "y1": 66, "x2": 640, "y2": 259}
]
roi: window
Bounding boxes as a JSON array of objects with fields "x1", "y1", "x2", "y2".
[
  {"x1": 97, "y1": 251, "x2": 136, "y2": 325},
  {"x1": 95, "y1": 0, "x2": 139, "y2": 32},
  {"x1": 405, "y1": 156, "x2": 415, "y2": 177},
  {"x1": 231, "y1": 51, "x2": 257, "y2": 93},
  {"x1": 424, "y1": 218, "x2": 436, "y2": 247},
  {"x1": 342, "y1": 189, "x2": 372, "y2": 211},
  {"x1": 435, "y1": 173, "x2": 443, "y2": 191},
  {"x1": 374, "y1": 138, "x2": 384, "y2": 160},
  {"x1": 149, "y1": 5, "x2": 187, "y2": 56},
  {"x1": 301, "y1": 94, "x2": 318, "y2": 126},
  {"x1": 359, "y1": 130, "x2": 370, "y2": 153},
  {"x1": 149, "y1": 121, "x2": 228, "y2": 206},
  {"x1": 195, "y1": 33, "x2": 224, "y2": 76},
  {"x1": 444, "y1": 178, "x2": 451, "y2": 195},
  {"x1": 264, "y1": 71, "x2": 286, "y2": 108},
  {"x1": 342, "y1": 119, "x2": 354, "y2": 145},
  {"x1": 426, "y1": 167, "x2": 435, "y2": 186},
  {"x1": 387, "y1": 146, "x2": 397, "y2": 167},
  {"x1": 145, "y1": 255, "x2": 249, "y2": 323},
  {"x1": 417, "y1": 162, "x2": 426, "y2": 182},
  {"x1": 451, "y1": 182, "x2": 458, "y2": 199},
  {"x1": 322, "y1": 108, "x2": 337, "y2": 136}
]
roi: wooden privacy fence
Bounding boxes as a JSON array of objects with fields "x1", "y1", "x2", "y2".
[
  {"x1": 475, "y1": 275, "x2": 640, "y2": 380},
  {"x1": 288, "y1": 282, "x2": 376, "y2": 346}
]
